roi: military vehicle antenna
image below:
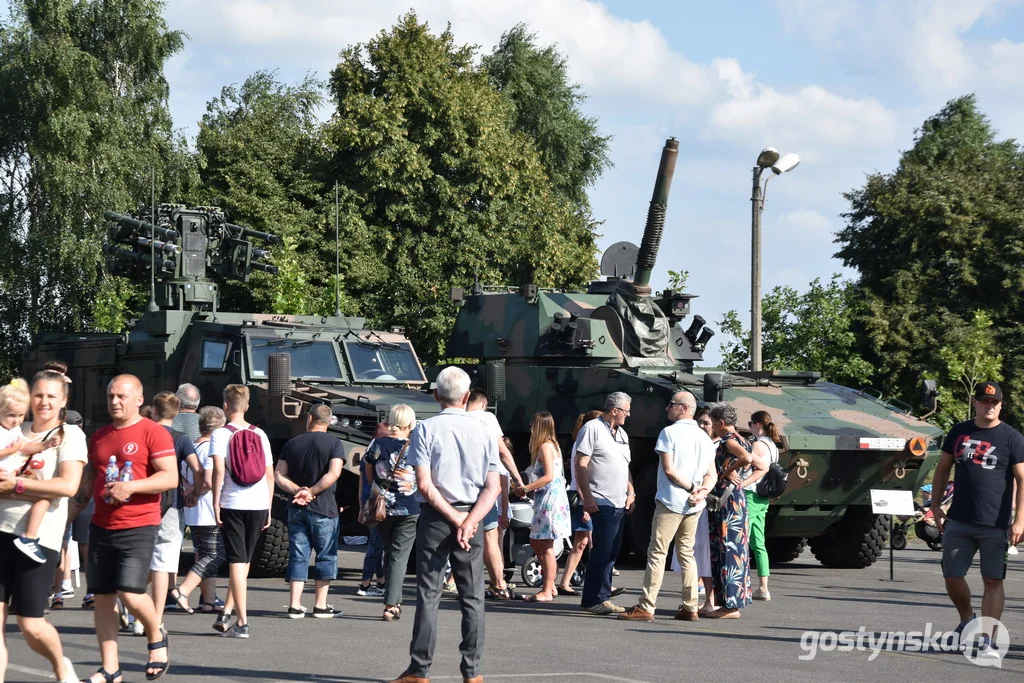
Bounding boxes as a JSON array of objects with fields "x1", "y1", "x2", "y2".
[
  {"x1": 147, "y1": 169, "x2": 159, "y2": 313},
  {"x1": 334, "y1": 181, "x2": 341, "y2": 317}
]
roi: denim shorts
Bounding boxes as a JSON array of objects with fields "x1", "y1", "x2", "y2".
[
  {"x1": 941, "y1": 518, "x2": 1009, "y2": 580},
  {"x1": 287, "y1": 506, "x2": 340, "y2": 582},
  {"x1": 570, "y1": 504, "x2": 593, "y2": 532},
  {"x1": 482, "y1": 502, "x2": 500, "y2": 532}
]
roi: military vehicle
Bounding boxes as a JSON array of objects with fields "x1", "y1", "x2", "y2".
[
  {"x1": 445, "y1": 138, "x2": 944, "y2": 568},
  {"x1": 23, "y1": 204, "x2": 437, "y2": 575}
]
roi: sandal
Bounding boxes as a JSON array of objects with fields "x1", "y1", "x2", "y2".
[
  {"x1": 383, "y1": 605, "x2": 402, "y2": 621},
  {"x1": 556, "y1": 586, "x2": 579, "y2": 596},
  {"x1": 169, "y1": 588, "x2": 194, "y2": 615},
  {"x1": 145, "y1": 633, "x2": 170, "y2": 680},
  {"x1": 81, "y1": 668, "x2": 121, "y2": 683}
]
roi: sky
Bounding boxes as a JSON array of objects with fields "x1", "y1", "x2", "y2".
[{"x1": 161, "y1": 0, "x2": 1024, "y2": 364}]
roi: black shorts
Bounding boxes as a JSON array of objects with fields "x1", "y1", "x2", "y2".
[
  {"x1": 0, "y1": 532, "x2": 60, "y2": 618},
  {"x1": 221, "y1": 508, "x2": 267, "y2": 564},
  {"x1": 88, "y1": 523, "x2": 158, "y2": 595}
]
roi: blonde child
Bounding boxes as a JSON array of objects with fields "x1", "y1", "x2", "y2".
[{"x1": 0, "y1": 378, "x2": 52, "y2": 563}]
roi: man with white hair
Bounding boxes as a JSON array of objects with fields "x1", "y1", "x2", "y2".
[
  {"x1": 389, "y1": 367, "x2": 500, "y2": 683},
  {"x1": 576, "y1": 391, "x2": 635, "y2": 615},
  {"x1": 619, "y1": 391, "x2": 716, "y2": 622},
  {"x1": 171, "y1": 383, "x2": 201, "y2": 441}
]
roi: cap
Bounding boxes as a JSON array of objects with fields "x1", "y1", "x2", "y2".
[
  {"x1": 974, "y1": 382, "x2": 1003, "y2": 402},
  {"x1": 64, "y1": 409, "x2": 84, "y2": 426}
]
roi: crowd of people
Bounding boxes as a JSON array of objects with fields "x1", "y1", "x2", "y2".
[{"x1": 0, "y1": 363, "x2": 1020, "y2": 682}]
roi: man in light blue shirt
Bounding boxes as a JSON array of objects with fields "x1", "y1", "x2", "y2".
[
  {"x1": 389, "y1": 367, "x2": 499, "y2": 683},
  {"x1": 619, "y1": 391, "x2": 716, "y2": 622}
]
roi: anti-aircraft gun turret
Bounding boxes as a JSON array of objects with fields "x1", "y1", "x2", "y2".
[
  {"x1": 444, "y1": 138, "x2": 943, "y2": 572},
  {"x1": 103, "y1": 205, "x2": 280, "y2": 310}
]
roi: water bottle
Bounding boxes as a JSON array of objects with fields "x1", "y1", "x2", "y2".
[
  {"x1": 103, "y1": 456, "x2": 119, "y2": 504},
  {"x1": 120, "y1": 461, "x2": 133, "y2": 503}
]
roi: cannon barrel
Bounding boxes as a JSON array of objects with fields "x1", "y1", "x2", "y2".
[
  {"x1": 102, "y1": 244, "x2": 176, "y2": 272},
  {"x1": 633, "y1": 138, "x2": 679, "y2": 290},
  {"x1": 225, "y1": 221, "x2": 282, "y2": 245},
  {"x1": 104, "y1": 210, "x2": 181, "y2": 241},
  {"x1": 250, "y1": 261, "x2": 279, "y2": 275},
  {"x1": 134, "y1": 237, "x2": 181, "y2": 255}
]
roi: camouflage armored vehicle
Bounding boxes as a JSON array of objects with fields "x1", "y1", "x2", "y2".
[
  {"x1": 445, "y1": 138, "x2": 943, "y2": 568},
  {"x1": 22, "y1": 205, "x2": 437, "y2": 575}
]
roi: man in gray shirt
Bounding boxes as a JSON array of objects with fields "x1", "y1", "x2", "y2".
[
  {"x1": 576, "y1": 391, "x2": 635, "y2": 615},
  {"x1": 171, "y1": 383, "x2": 201, "y2": 441},
  {"x1": 388, "y1": 367, "x2": 500, "y2": 683}
]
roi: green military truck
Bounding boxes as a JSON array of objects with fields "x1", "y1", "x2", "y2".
[
  {"x1": 444, "y1": 139, "x2": 943, "y2": 568},
  {"x1": 22, "y1": 205, "x2": 438, "y2": 575}
]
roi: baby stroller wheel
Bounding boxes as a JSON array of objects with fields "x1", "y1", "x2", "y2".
[
  {"x1": 521, "y1": 557, "x2": 543, "y2": 588},
  {"x1": 890, "y1": 529, "x2": 907, "y2": 551},
  {"x1": 926, "y1": 539, "x2": 942, "y2": 551},
  {"x1": 570, "y1": 565, "x2": 585, "y2": 587}
]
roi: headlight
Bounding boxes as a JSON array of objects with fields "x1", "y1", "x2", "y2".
[
  {"x1": 340, "y1": 418, "x2": 350, "y2": 427},
  {"x1": 353, "y1": 420, "x2": 363, "y2": 428}
]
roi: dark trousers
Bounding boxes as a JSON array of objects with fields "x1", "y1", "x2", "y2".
[
  {"x1": 581, "y1": 505, "x2": 625, "y2": 608},
  {"x1": 377, "y1": 513, "x2": 419, "y2": 606},
  {"x1": 407, "y1": 505, "x2": 485, "y2": 679}
]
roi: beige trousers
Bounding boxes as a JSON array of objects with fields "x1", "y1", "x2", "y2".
[{"x1": 637, "y1": 501, "x2": 701, "y2": 612}]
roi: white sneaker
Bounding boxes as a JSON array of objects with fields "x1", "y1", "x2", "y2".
[
  {"x1": 57, "y1": 656, "x2": 78, "y2": 683},
  {"x1": 1008, "y1": 546, "x2": 1019, "y2": 556},
  {"x1": 131, "y1": 618, "x2": 144, "y2": 636},
  {"x1": 752, "y1": 589, "x2": 771, "y2": 601}
]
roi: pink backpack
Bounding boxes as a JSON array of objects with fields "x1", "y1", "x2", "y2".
[{"x1": 225, "y1": 424, "x2": 267, "y2": 487}]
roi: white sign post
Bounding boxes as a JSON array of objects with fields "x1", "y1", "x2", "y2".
[{"x1": 871, "y1": 489, "x2": 916, "y2": 581}]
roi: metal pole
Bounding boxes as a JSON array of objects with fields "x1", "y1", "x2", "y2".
[
  {"x1": 750, "y1": 166, "x2": 764, "y2": 371},
  {"x1": 889, "y1": 515, "x2": 894, "y2": 581},
  {"x1": 334, "y1": 181, "x2": 341, "y2": 317}
]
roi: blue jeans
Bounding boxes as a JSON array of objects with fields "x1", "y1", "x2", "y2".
[
  {"x1": 361, "y1": 527, "x2": 386, "y2": 582},
  {"x1": 286, "y1": 507, "x2": 340, "y2": 582},
  {"x1": 581, "y1": 505, "x2": 625, "y2": 608}
]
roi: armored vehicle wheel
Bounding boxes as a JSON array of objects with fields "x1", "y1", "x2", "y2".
[
  {"x1": 250, "y1": 494, "x2": 291, "y2": 578},
  {"x1": 522, "y1": 557, "x2": 543, "y2": 587},
  {"x1": 809, "y1": 507, "x2": 888, "y2": 569},
  {"x1": 766, "y1": 537, "x2": 807, "y2": 565}
]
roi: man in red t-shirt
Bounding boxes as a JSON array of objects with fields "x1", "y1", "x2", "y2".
[{"x1": 73, "y1": 375, "x2": 177, "y2": 683}]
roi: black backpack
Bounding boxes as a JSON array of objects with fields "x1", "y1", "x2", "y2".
[{"x1": 756, "y1": 460, "x2": 788, "y2": 498}]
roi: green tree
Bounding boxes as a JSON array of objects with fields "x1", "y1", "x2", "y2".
[
  {"x1": 481, "y1": 24, "x2": 611, "y2": 210},
  {"x1": 836, "y1": 95, "x2": 1024, "y2": 416},
  {"x1": 717, "y1": 275, "x2": 874, "y2": 386},
  {"x1": 932, "y1": 311, "x2": 1003, "y2": 428},
  {"x1": 0, "y1": 0, "x2": 189, "y2": 375},
  {"x1": 195, "y1": 70, "x2": 356, "y2": 316},
  {"x1": 327, "y1": 13, "x2": 599, "y2": 360}
]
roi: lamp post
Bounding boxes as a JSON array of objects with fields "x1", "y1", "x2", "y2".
[{"x1": 750, "y1": 149, "x2": 800, "y2": 371}]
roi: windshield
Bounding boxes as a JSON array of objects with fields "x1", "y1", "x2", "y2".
[
  {"x1": 249, "y1": 339, "x2": 343, "y2": 380},
  {"x1": 344, "y1": 340, "x2": 425, "y2": 382}
]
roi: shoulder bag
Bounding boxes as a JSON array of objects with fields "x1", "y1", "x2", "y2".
[{"x1": 359, "y1": 442, "x2": 407, "y2": 528}]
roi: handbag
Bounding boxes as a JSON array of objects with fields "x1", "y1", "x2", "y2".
[{"x1": 359, "y1": 442, "x2": 407, "y2": 528}]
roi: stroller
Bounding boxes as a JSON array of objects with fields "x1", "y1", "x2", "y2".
[
  {"x1": 914, "y1": 482, "x2": 954, "y2": 551},
  {"x1": 503, "y1": 498, "x2": 580, "y2": 588}
]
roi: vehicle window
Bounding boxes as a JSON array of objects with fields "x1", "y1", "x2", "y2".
[
  {"x1": 344, "y1": 341, "x2": 425, "y2": 382},
  {"x1": 202, "y1": 340, "x2": 230, "y2": 370},
  {"x1": 249, "y1": 340, "x2": 343, "y2": 380}
]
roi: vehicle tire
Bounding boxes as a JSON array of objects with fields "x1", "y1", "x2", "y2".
[
  {"x1": 766, "y1": 537, "x2": 807, "y2": 565},
  {"x1": 890, "y1": 529, "x2": 908, "y2": 551},
  {"x1": 250, "y1": 494, "x2": 291, "y2": 578},
  {"x1": 808, "y1": 506, "x2": 887, "y2": 569},
  {"x1": 521, "y1": 557, "x2": 543, "y2": 588}
]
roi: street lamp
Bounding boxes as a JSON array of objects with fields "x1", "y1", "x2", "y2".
[{"x1": 750, "y1": 148, "x2": 800, "y2": 371}]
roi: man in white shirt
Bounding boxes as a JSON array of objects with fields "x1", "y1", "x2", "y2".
[
  {"x1": 619, "y1": 391, "x2": 716, "y2": 622},
  {"x1": 466, "y1": 390, "x2": 520, "y2": 599}
]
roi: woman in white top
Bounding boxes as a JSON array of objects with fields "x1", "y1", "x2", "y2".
[
  {"x1": 171, "y1": 406, "x2": 227, "y2": 613},
  {"x1": 744, "y1": 410, "x2": 779, "y2": 601},
  {"x1": 0, "y1": 366, "x2": 87, "y2": 683}
]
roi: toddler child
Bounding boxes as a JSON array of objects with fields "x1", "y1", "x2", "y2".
[{"x1": 0, "y1": 378, "x2": 51, "y2": 563}]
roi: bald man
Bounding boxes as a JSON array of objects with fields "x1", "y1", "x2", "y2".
[
  {"x1": 73, "y1": 374, "x2": 178, "y2": 682},
  {"x1": 619, "y1": 391, "x2": 717, "y2": 623}
]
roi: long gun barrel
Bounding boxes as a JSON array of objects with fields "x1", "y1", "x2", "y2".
[
  {"x1": 633, "y1": 138, "x2": 679, "y2": 290},
  {"x1": 104, "y1": 210, "x2": 181, "y2": 241},
  {"x1": 225, "y1": 222, "x2": 282, "y2": 245}
]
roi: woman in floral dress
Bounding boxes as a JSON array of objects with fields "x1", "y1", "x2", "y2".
[
  {"x1": 513, "y1": 411, "x2": 571, "y2": 602},
  {"x1": 705, "y1": 403, "x2": 753, "y2": 618}
]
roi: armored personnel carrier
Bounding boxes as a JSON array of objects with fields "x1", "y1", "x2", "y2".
[
  {"x1": 23, "y1": 205, "x2": 437, "y2": 575},
  {"x1": 446, "y1": 139, "x2": 943, "y2": 568}
]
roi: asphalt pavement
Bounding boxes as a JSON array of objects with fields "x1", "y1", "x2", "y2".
[{"x1": 3, "y1": 539, "x2": 1021, "y2": 682}]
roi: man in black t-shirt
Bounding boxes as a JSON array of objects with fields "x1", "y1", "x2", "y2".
[
  {"x1": 274, "y1": 405, "x2": 344, "y2": 618},
  {"x1": 932, "y1": 381, "x2": 1024, "y2": 654}
]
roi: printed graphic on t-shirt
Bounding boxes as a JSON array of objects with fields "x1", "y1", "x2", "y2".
[{"x1": 952, "y1": 435, "x2": 998, "y2": 470}]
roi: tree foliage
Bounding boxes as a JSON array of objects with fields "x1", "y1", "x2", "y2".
[
  {"x1": 931, "y1": 311, "x2": 1003, "y2": 428},
  {"x1": 717, "y1": 275, "x2": 874, "y2": 387},
  {"x1": 836, "y1": 95, "x2": 1022, "y2": 417},
  {"x1": 0, "y1": 0, "x2": 191, "y2": 375},
  {"x1": 326, "y1": 13, "x2": 600, "y2": 360}
]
